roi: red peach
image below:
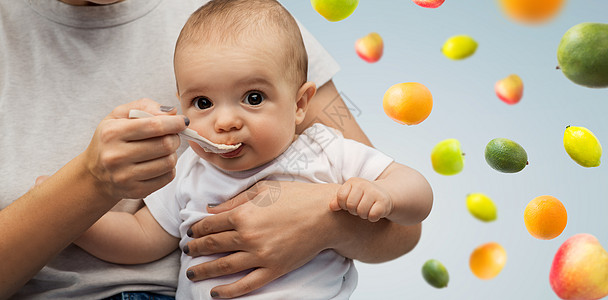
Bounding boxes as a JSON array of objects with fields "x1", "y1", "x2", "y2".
[
  {"x1": 355, "y1": 32, "x2": 383, "y2": 63},
  {"x1": 550, "y1": 233, "x2": 608, "y2": 300},
  {"x1": 412, "y1": 0, "x2": 445, "y2": 8},
  {"x1": 495, "y1": 74, "x2": 523, "y2": 105}
]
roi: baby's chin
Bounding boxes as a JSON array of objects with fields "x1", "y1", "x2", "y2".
[{"x1": 209, "y1": 158, "x2": 272, "y2": 173}]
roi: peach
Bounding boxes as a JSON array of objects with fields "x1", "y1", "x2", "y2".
[
  {"x1": 412, "y1": 0, "x2": 445, "y2": 8},
  {"x1": 495, "y1": 74, "x2": 523, "y2": 105},
  {"x1": 355, "y1": 32, "x2": 383, "y2": 63},
  {"x1": 550, "y1": 233, "x2": 608, "y2": 300}
]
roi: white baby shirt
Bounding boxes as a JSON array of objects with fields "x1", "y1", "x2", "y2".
[{"x1": 144, "y1": 124, "x2": 394, "y2": 299}]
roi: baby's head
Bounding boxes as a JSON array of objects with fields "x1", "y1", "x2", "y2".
[{"x1": 174, "y1": 0, "x2": 316, "y2": 172}]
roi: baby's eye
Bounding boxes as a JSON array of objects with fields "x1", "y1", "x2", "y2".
[
  {"x1": 193, "y1": 97, "x2": 213, "y2": 110},
  {"x1": 243, "y1": 92, "x2": 264, "y2": 106}
]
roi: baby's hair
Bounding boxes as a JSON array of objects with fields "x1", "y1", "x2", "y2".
[{"x1": 175, "y1": 0, "x2": 308, "y2": 88}]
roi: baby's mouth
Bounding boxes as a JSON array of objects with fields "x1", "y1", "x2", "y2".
[{"x1": 218, "y1": 143, "x2": 244, "y2": 158}]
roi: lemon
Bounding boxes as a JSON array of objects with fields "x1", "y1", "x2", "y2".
[
  {"x1": 431, "y1": 138, "x2": 464, "y2": 175},
  {"x1": 485, "y1": 138, "x2": 528, "y2": 173},
  {"x1": 421, "y1": 259, "x2": 449, "y2": 288},
  {"x1": 563, "y1": 126, "x2": 602, "y2": 167},
  {"x1": 466, "y1": 193, "x2": 497, "y2": 222},
  {"x1": 441, "y1": 35, "x2": 478, "y2": 60}
]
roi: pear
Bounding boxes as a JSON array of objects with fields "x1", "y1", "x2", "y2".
[
  {"x1": 557, "y1": 23, "x2": 608, "y2": 88},
  {"x1": 550, "y1": 233, "x2": 608, "y2": 300}
]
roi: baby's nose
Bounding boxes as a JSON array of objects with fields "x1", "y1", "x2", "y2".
[{"x1": 214, "y1": 109, "x2": 243, "y2": 132}]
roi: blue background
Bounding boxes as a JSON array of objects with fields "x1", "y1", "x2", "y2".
[{"x1": 283, "y1": 1, "x2": 608, "y2": 299}]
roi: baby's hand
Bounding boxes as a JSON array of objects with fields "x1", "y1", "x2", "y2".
[{"x1": 330, "y1": 177, "x2": 393, "y2": 222}]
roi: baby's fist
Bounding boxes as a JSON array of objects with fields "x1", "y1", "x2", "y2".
[{"x1": 331, "y1": 177, "x2": 393, "y2": 222}]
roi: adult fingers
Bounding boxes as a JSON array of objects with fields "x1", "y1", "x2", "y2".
[
  {"x1": 128, "y1": 153, "x2": 178, "y2": 181},
  {"x1": 209, "y1": 268, "x2": 277, "y2": 299},
  {"x1": 110, "y1": 134, "x2": 181, "y2": 165},
  {"x1": 184, "y1": 231, "x2": 242, "y2": 256},
  {"x1": 206, "y1": 181, "x2": 269, "y2": 214},
  {"x1": 188, "y1": 211, "x2": 236, "y2": 238},
  {"x1": 103, "y1": 115, "x2": 187, "y2": 142},
  {"x1": 108, "y1": 98, "x2": 178, "y2": 120},
  {"x1": 185, "y1": 251, "x2": 256, "y2": 282},
  {"x1": 123, "y1": 168, "x2": 177, "y2": 199}
]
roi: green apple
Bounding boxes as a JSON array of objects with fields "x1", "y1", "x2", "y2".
[
  {"x1": 310, "y1": 0, "x2": 359, "y2": 22},
  {"x1": 431, "y1": 138, "x2": 465, "y2": 175}
]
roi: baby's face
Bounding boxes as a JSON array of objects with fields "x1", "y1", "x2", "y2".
[{"x1": 175, "y1": 41, "x2": 301, "y2": 172}]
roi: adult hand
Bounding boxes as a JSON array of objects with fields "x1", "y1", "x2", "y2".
[
  {"x1": 0, "y1": 99, "x2": 188, "y2": 299},
  {"x1": 184, "y1": 181, "x2": 343, "y2": 299},
  {"x1": 82, "y1": 98, "x2": 188, "y2": 201}
]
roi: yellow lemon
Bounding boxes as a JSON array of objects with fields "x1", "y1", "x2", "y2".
[
  {"x1": 441, "y1": 35, "x2": 478, "y2": 60},
  {"x1": 466, "y1": 193, "x2": 497, "y2": 222},
  {"x1": 563, "y1": 126, "x2": 602, "y2": 167}
]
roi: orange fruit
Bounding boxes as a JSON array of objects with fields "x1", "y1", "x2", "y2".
[
  {"x1": 469, "y1": 242, "x2": 507, "y2": 280},
  {"x1": 524, "y1": 195, "x2": 567, "y2": 240},
  {"x1": 382, "y1": 82, "x2": 433, "y2": 125},
  {"x1": 498, "y1": 0, "x2": 565, "y2": 25}
]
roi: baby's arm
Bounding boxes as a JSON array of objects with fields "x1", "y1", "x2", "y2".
[
  {"x1": 74, "y1": 206, "x2": 179, "y2": 264},
  {"x1": 330, "y1": 162, "x2": 433, "y2": 225}
]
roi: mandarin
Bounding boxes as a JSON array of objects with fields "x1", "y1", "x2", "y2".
[
  {"x1": 498, "y1": 0, "x2": 565, "y2": 25},
  {"x1": 382, "y1": 82, "x2": 433, "y2": 125},
  {"x1": 524, "y1": 195, "x2": 567, "y2": 240},
  {"x1": 469, "y1": 242, "x2": 507, "y2": 280}
]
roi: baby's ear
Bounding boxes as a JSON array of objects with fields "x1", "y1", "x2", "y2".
[{"x1": 295, "y1": 81, "x2": 316, "y2": 125}]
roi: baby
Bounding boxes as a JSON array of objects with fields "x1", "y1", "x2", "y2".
[{"x1": 76, "y1": 0, "x2": 432, "y2": 299}]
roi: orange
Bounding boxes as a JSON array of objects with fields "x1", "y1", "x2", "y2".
[
  {"x1": 524, "y1": 195, "x2": 567, "y2": 240},
  {"x1": 469, "y1": 242, "x2": 507, "y2": 280},
  {"x1": 382, "y1": 82, "x2": 433, "y2": 125},
  {"x1": 498, "y1": 0, "x2": 565, "y2": 25}
]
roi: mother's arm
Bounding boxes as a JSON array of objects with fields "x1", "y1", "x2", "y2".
[
  {"x1": 0, "y1": 100, "x2": 186, "y2": 299},
  {"x1": 183, "y1": 81, "x2": 428, "y2": 298}
]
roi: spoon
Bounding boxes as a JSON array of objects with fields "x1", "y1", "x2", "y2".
[{"x1": 128, "y1": 109, "x2": 241, "y2": 154}]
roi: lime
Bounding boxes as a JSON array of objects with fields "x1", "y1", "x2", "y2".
[
  {"x1": 563, "y1": 126, "x2": 602, "y2": 167},
  {"x1": 431, "y1": 138, "x2": 464, "y2": 175},
  {"x1": 422, "y1": 259, "x2": 449, "y2": 288},
  {"x1": 557, "y1": 23, "x2": 608, "y2": 88},
  {"x1": 441, "y1": 35, "x2": 478, "y2": 60},
  {"x1": 466, "y1": 193, "x2": 497, "y2": 222},
  {"x1": 485, "y1": 138, "x2": 528, "y2": 173}
]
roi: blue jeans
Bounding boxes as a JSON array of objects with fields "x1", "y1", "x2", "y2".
[{"x1": 103, "y1": 292, "x2": 175, "y2": 300}]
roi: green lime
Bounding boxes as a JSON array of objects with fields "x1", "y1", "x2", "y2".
[
  {"x1": 563, "y1": 126, "x2": 602, "y2": 167},
  {"x1": 485, "y1": 138, "x2": 528, "y2": 173},
  {"x1": 466, "y1": 193, "x2": 497, "y2": 222},
  {"x1": 557, "y1": 23, "x2": 608, "y2": 88},
  {"x1": 422, "y1": 259, "x2": 449, "y2": 288},
  {"x1": 431, "y1": 138, "x2": 465, "y2": 176}
]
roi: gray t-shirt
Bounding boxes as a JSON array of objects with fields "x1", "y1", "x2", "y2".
[{"x1": 0, "y1": 0, "x2": 339, "y2": 298}]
